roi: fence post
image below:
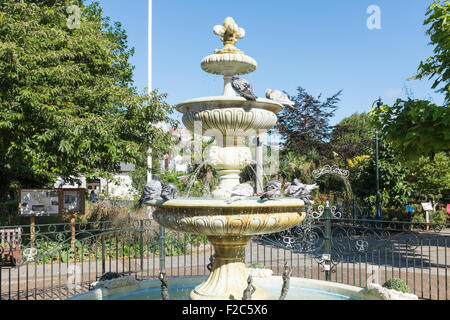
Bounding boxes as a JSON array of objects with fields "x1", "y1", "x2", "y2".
[
  {"x1": 351, "y1": 199, "x2": 356, "y2": 225},
  {"x1": 101, "y1": 222, "x2": 106, "y2": 275},
  {"x1": 139, "y1": 220, "x2": 144, "y2": 277},
  {"x1": 324, "y1": 202, "x2": 332, "y2": 281},
  {"x1": 159, "y1": 226, "x2": 166, "y2": 274}
]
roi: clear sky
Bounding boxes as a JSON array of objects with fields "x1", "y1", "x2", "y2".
[{"x1": 88, "y1": 0, "x2": 445, "y2": 125}]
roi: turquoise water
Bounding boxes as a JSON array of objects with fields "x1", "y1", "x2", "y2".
[{"x1": 100, "y1": 276, "x2": 359, "y2": 300}]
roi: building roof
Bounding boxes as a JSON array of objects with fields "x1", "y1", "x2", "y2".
[{"x1": 120, "y1": 163, "x2": 135, "y2": 172}]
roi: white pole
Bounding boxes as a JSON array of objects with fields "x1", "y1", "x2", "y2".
[
  {"x1": 147, "y1": 0, "x2": 153, "y2": 184},
  {"x1": 255, "y1": 133, "x2": 264, "y2": 194}
]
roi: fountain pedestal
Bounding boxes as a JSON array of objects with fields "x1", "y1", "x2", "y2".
[{"x1": 191, "y1": 235, "x2": 268, "y2": 300}]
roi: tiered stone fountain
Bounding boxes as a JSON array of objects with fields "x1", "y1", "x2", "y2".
[{"x1": 148, "y1": 17, "x2": 305, "y2": 300}]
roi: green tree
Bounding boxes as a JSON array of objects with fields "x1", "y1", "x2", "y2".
[
  {"x1": 415, "y1": 0, "x2": 450, "y2": 102},
  {"x1": 353, "y1": 140, "x2": 413, "y2": 210},
  {"x1": 277, "y1": 87, "x2": 342, "y2": 163},
  {"x1": 330, "y1": 112, "x2": 374, "y2": 165},
  {"x1": 407, "y1": 152, "x2": 450, "y2": 209},
  {"x1": 370, "y1": 99, "x2": 450, "y2": 162},
  {"x1": 0, "y1": 1, "x2": 176, "y2": 200}
]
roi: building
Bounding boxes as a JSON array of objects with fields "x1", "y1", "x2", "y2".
[{"x1": 54, "y1": 163, "x2": 137, "y2": 200}]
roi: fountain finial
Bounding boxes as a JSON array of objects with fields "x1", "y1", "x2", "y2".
[{"x1": 213, "y1": 17, "x2": 246, "y2": 54}]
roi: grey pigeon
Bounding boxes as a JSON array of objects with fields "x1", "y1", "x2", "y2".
[
  {"x1": 226, "y1": 181, "x2": 255, "y2": 204},
  {"x1": 260, "y1": 179, "x2": 282, "y2": 201},
  {"x1": 231, "y1": 76, "x2": 257, "y2": 101},
  {"x1": 160, "y1": 182, "x2": 179, "y2": 201},
  {"x1": 285, "y1": 178, "x2": 318, "y2": 206},
  {"x1": 266, "y1": 89, "x2": 295, "y2": 109},
  {"x1": 137, "y1": 174, "x2": 162, "y2": 207}
]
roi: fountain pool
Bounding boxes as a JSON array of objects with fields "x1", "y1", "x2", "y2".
[{"x1": 70, "y1": 276, "x2": 379, "y2": 300}]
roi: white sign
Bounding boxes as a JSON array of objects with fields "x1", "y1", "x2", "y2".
[
  {"x1": 421, "y1": 202, "x2": 433, "y2": 211},
  {"x1": 20, "y1": 190, "x2": 59, "y2": 215}
]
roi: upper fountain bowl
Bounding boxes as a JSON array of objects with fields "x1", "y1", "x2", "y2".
[{"x1": 201, "y1": 53, "x2": 257, "y2": 76}]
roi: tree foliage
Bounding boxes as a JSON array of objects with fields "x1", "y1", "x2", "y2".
[
  {"x1": 277, "y1": 87, "x2": 342, "y2": 161},
  {"x1": 352, "y1": 141, "x2": 413, "y2": 209},
  {"x1": 415, "y1": 0, "x2": 450, "y2": 102},
  {"x1": 330, "y1": 112, "x2": 373, "y2": 163},
  {"x1": 406, "y1": 152, "x2": 450, "y2": 208},
  {"x1": 370, "y1": 99, "x2": 450, "y2": 162},
  {"x1": 0, "y1": 1, "x2": 176, "y2": 200}
]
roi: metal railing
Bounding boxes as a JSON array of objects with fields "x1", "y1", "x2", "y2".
[{"x1": 1, "y1": 211, "x2": 449, "y2": 300}]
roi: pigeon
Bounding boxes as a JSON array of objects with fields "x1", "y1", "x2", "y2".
[
  {"x1": 226, "y1": 181, "x2": 255, "y2": 204},
  {"x1": 231, "y1": 76, "x2": 257, "y2": 101},
  {"x1": 260, "y1": 179, "x2": 282, "y2": 201},
  {"x1": 265, "y1": 89, "x2": 295, "y2": 109},
  {"x1": 160, "y1": 182, "x2": 179, "y2": 201},
  {"x1": 137, "y1": 174, "x2": 162, "y2": 207},
  {"x1": 284, "y1": 178, "x2": 318, "y2": 206}
]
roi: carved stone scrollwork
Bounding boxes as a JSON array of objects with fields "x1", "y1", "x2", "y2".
[{"x1": 312, "y1": 165, "x2": 350, "y2": 180}]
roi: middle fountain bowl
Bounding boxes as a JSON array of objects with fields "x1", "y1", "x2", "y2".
[{"x1": 177, "y1": 96, "x2": 282, "y2": 199}]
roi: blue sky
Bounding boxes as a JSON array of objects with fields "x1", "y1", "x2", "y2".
[{"x1": 89, "y1": 0, "x2": 445, "y2": 125}]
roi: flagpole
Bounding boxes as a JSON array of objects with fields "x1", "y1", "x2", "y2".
[{"x1": 147, "y1": 0, "x2": 152, "y2": 184}]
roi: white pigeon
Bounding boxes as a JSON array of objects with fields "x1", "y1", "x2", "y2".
[
  {"x1": 265, "y1": 89, "x2": 295, "y2": 109},
  {"x1": 226, "y1": 181, "x2": 255, "y2": 204},
  {"x1": 232, "y1": 77, "x2": 257, "y2": 101}
]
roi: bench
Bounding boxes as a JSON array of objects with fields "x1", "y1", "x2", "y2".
[{"x1": 0, "y1": 228, "x2": 22, "y2": 266}]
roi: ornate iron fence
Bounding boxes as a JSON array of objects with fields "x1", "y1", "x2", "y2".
[
  {"x1": 254, "y1": 205, "x2": 450, "y2": 300},
  {"x1": 0, "y1": 219, "x2": 210, "y2": 300},
  {"x1": 1, "y1": 211, "x2": 449, "y2": 300}
]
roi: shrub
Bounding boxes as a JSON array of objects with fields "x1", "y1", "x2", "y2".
[
  {"x1": 382, "y1": 278, "x2": 410, "y2": 293},
  {"x1": 148, "y1": 230, "x2": 188, "y2": 256},
  {"x1": 430, "y1": 209, "x2": 447, "y2": 225},
  {"x1": 249, "y1": 263, "x2": 266, "y2": 269}
]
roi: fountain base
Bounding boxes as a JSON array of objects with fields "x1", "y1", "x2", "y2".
[{"x1": 190, "y1": 235, "x2": 268, "y2": 300}]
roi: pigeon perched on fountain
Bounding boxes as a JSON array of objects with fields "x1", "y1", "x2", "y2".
[
  {"x1": 137, "y1": 174, "x2": 162, "y2": 207},
  {"x1": 265, "y1": 89, "x2": 295, "y2": 109},
  {"x1": 231, "y1": 76, "x2": 257, "y2": 101},
  {"x1": 160, "y1": 182, "x2": 179, "y2": 201},
  {"x1": 284, "y1": 178, "x2": 318, "y2": 206},
  {"x1": 226, "y1": 181, "x2": 255, "y2": 204},
  {"x1": 260, "y1": 179, "x2": 282, "y2": 201}
]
